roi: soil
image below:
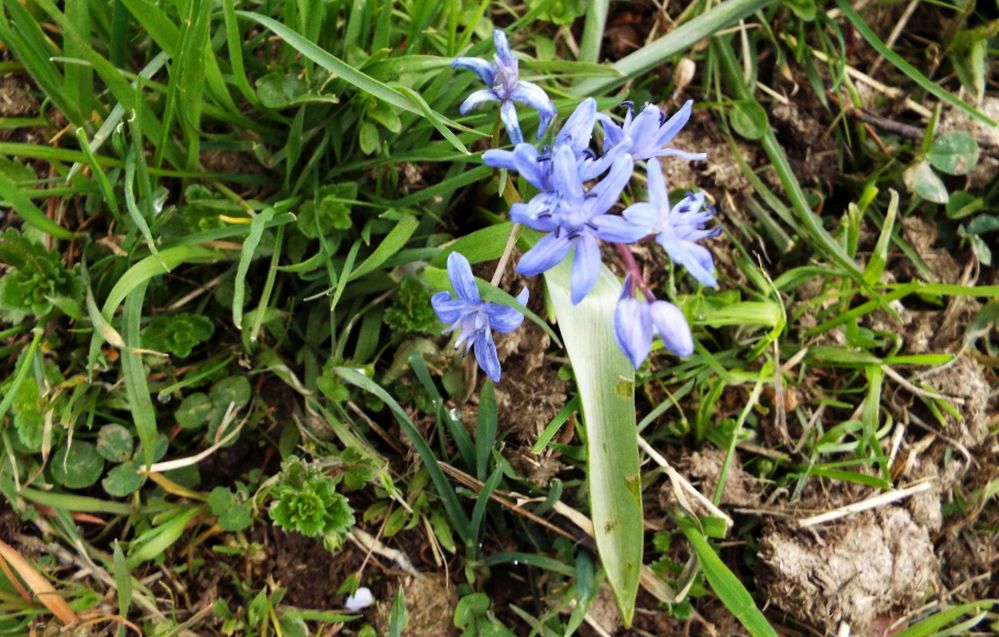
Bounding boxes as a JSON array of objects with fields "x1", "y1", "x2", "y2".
[{"x1": 758, "y1": 508, "x2": 939, "y2": 635}]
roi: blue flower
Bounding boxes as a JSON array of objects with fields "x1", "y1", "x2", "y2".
[
  {"x1": 624, "y1": 158, "x2": 721, "y2": 287},
  {"x1": 430, "y1": 252, "x2": 529, "y2": 382},
  {"x1": 599, "y1": 100, "x2": 705, "y2": 162},
  {"x1": 514, "y1": 145, "x2": 649, "y2": 304},
  {"x1": 613, "y1": 275, "x2": 693, "y2": 368},
  {"x1": 482, "y1": 98, "x2": 627, "y2": 188},
  {"x1": 453, "y1": 30, "x2": 557, "y2": 144}
]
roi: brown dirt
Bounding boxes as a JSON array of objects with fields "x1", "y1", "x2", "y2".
[
  {"x1": 758, "y1": 508, "x2": 939, "y2": 635},
  {"x1": 0, "y1": 76, "x2": 38, "y2": 117},
  {"x1": 372, "y1": 574, "x2": 458, "y2": 637}
]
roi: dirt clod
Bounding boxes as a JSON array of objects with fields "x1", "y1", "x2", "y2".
[
  {"x1": 758, "y1": 508, "x2": 938, "y2": 634},
  {"x1": 373, "y1": 574, "x2": 458, "y2": 637}
]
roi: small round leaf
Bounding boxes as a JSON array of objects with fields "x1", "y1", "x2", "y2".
[
  {"x1": 51, "y1": 441, "x2": 105, "y2": 489},
  {"x1": 903, "y1": 161, "x2": 948, "y2": 204},
  {"x1": 929, "y1": 131, "x2": 979, "y2": 175},
  {"x1": 210, "y1": 376, "x2": 252, "y2": 409},
  {"x1": 97, "y1": 424, "x2": 134, "y2": 462},
  {"x1": 102, "y1": 461, "x2": 147, "y2": 497},
  {"x1": 177, "y1": 393, "x2": 213, "y2": 430}
]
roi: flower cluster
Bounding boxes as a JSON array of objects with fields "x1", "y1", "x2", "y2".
[{"x1": 434, "y1": 31, "x2": 721, "y2": 380}]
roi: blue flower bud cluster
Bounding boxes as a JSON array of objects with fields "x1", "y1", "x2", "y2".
[{"x1": 433, "y1": 30, "x2": 721, "y2": 381}]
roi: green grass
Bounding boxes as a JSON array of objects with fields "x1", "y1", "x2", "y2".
[{"x1": 1, "y1": 0, "x2": 998, "y2": 635}]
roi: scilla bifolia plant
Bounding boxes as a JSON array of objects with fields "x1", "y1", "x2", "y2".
[
  {"x1": 434, "y1": 31, "x2": 719, "y2": 381},
  {"x1": 430, "y1": 31, "x2": 721, "y2": 623}
]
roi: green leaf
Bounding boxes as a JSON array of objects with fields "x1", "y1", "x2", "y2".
[
  {"x1": 141, "y1": 313, "x2": 215, "y2": 357},
  {"x1": 51, "y1": 441, "x2": 105, "y2": 489},
  {"x1": 210, "y1": 376, "x2": 252, "y2": 409},
  {"x1": 678, "y1": 519, "x2": 777, "y2": 637},
  {"x1": 0, "y1": 229, "x2": 85, "y2": 323},
  {"x1": 121, "y1": 281, "x2": 159, "y2": 466},
  {"x1": 783, "y1": 0, "x2": 815, "y2": 20},
  {"x1": 904, "y1": 161, "x2": 948, "y2": 204},
  {"x1": 176, "y1": 392, "x2": 214, "y2": 430},
  {"x1": 255, "y1": 71, "x2": 339, "y2": 108},
  {"x1": 544, "y1": 261, "x2": 641, "y2": 626},
  {"x1": 233, "y1": 207, "x2": 276, "y2": 330},
  {"x1": 946, "y1": 191, "x2": 984, "y2": 220},
  {"x1": 928, "y1": 131, "x2": 980, "y2": 175},
  {"x1": 96, "y1": 424, "x2": 135, "y2": 463},
  {"x1": 102, "y1": 461, "x2": 147, "y2": 497},
  {"x1": 729, "y1": 101, "x2": 768, "y2": 140},
  {"x1": 237, "y1": 12, "x2": 471, "y2": 154}
]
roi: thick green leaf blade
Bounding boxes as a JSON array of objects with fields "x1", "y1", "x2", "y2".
[
  {"x1": 544, "y1": 261, "x2": 641, "y2": 626},
  {"x1": 679, "y1": 518, "x2": 777, "y2": 637}
]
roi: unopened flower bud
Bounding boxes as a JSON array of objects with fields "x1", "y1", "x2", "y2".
[{"x1": 673, "y1": 58, "x2": 696, "y2": 95}]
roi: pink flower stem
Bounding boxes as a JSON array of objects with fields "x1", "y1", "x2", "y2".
[{"x1": 615, "y1": 242, "x2": 655, "y2": 302}]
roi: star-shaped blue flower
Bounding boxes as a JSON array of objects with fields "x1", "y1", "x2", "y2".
[
  {"x1": 453, "y1": 30, "x2": 557, "y2": 144},
  {"x1": 599, "y1": 100, "x2": 705, "y2": 162},
  {"x1": 431, "y1": 252, "x2": 529, "y2": 382},
  {"x1": 624, "y1": 158, "x2": 721, "y2": 287},
  {"x1": 613, "y1": 274, "x2": 694, "y2": 368},
  {"x1": 514, "y1": 145, "x2": 649, "y2": 304}
]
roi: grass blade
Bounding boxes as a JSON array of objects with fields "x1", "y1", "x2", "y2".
[
  {"x1": 0, "y1": 172, "x2": 79, "y2": 239},
  {"x1": 571, "y1": 0, "x2": 773, "y2": 96},
  {"x1": 544, "y1": 261, "x2": 641, "y2": 626},
  {"x1": 121, "y1": 281, "x2": 158, "y2": 466},
  {"x1": 836, "y1": 0, "x2": 996, "y2": 127},
  {"x1": 335, "y1": 367, "x2": 473, "y2": 544},
  {"x1": 678, "y1": 518, "x2": 777, "y2": 637},
  {"x1": 238, "y1": 11, "x2": 470, "y2": 154}
]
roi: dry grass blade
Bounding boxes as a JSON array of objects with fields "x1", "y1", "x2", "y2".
[{"x1": 0, "y1": 538, "x2": 80, "y2": 625}]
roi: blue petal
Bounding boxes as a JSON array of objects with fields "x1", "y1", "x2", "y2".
[
  {"x1": 556, "y1": 98, "x2": 597, "y2": 152},
  {"x1": 516, "y1": 232, "x2": 572, "y2": 276},
  {"x1": 431, "y1": 291, "x2": 466, "y2": 325},
  {"x1": 587, "y1": 155, "x2": 633, "y2": 216},
  {"x1": 654, "y1": 99, "x2": 693, "y2": 148},
  {"x1": 460, "y1": 89, "x2": 500, "y2": 114},
  {"x1": 578, "y1": 139, "x2": 631, "y2": 181},
  {"x1": 512, "y1": 143, "x2": 547, "y2": 189},
  {"x1": 650, "y1": 300, "x2": 693, "y2": 357},
  {"x1": 510, "y1": 83, "x2": 555, "y2": 122},
  {"x1": 614, "y1": 296, "x2": 653, "y2": 368},
  {"x1": 626, "y1": 104, "x2": 664, "y2": 157},
  {"x1": 484, "y1": 301, "x2": 525, "y2": 333},
  {"x1": 511, "y1": 195, "x2": 559, "y2": 232},
  {"x1": 570, "y1": 233, "x2": 600, "y2": 304},
  {"x1": 473, "y1": 327, "x2": 502, "y2": 382},
  {"x1": 492, "y1": 30, "x2": 515, "y2": 69},
  {"x1": 499, "y1": 100, "x2": 524, "y2": 145},
  {"x1": 515, "y1": 286, "x2": 529, "y2": 306},
  {"x1": 452, "y1": 57, "x2": 495, "y2": 85},
  {"x1": 552, "y1": 145, "x2": 583, "y2": 204},
  {"x1": 645, "y1": 157, "x2": 670, "y2": 212},
  {"x1": 447, "y1": 252, "x2": 482, "y2": 303},
  {"x1": 596, "y1": 113, "x2": 624, "y2": 154},
  {"x1": 623, "y1": 202, "x2": 662, "y2": 231},
  {"x1": 482, "y1": 148, "x2": 517, "y2": 171},
  {"x1": 659, "y1": 238, "x2": 717, "y2": 288},
  {"x1": 591, "y1": 215, "x2": 650, "y2": 243}
]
